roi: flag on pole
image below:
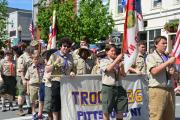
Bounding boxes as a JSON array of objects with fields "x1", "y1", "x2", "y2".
[
  {"x1": 47, "y1": 10, "x2": 56, "y2": 50},
  {"x1": 29, "y1": 20, "x2": 35, "y2": 40},
  {"x1": 122, "y1": 0, "x2": 126, "y2": 8},
  {"x1": 135, "y1": 0, "x2": 144, "y2": 31},
  {"x1": 122, "y1": 0, "x2": 144, "y2": 72},
  {"x1": 172, "y1": 21, "x2": 180, "y2": 60}
]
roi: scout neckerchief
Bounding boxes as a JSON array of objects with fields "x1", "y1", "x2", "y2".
[
  {"x1": 155, "y1": 50, "x2": 170, "y2": 82},
  {"x1": 54, "y1": 51, "x2": 69, "y2": 75}
]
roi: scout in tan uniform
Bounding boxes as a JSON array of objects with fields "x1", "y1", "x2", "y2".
[
  {"x1": 72, "y1": 36, "x2": 90, "y2": 57},
  {"x1": 46, "y1": 37, "x2": 75, "y2": 120},
  {"x1": 74, "y1": 46, "x2": 95, "y2": 75},
  {"x1": 16, "y1": 46, "x2": 34, "y2": 116},
  {"x1": 0, "y1": 50, "x2": 16, "y2": 111},
  {"x1": 100, "y1": 44, "x2": 128, "y2": 120},
  {"x1": 25, "y1": 54, "x2": 45, "y2": 120},
  {"x1": 72, "y1": 36, "x2": 96, "y2": 65},
  {"x1": 146, "y1": 36, "x2": 176, "y2": 120},
  {"x1": 129, "y1": 41, "x2": 147, "y2": 74}
]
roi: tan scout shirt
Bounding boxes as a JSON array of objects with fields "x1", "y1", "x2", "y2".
[
  {"x1": 146, "y1": 50, "x2": 170, "y2": 87},
  {"x1": 25, "y1": 64, "x2": 40, "y2": 86},
  {"x1": 100, "y1": 58, "x2": 121, "y2": 86},
  {"x1": 0, "y1": 57, "x2": 16, "y2": 76},
  {"x1": 74, "y1": 56, "x2": 95, "y2": 75},
  {"x1": 47, "y1": 50, "x2": 74, "y2": 81},
  {"x1": 16, "y1": 52, "x2": 32, "y2": 76},
  {"x1": 135, "y1": 53, "x2": 146, "y2": 73}
]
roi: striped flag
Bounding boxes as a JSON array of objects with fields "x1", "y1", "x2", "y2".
[
  {"x1": 47, "y1": 10, "x2": 56, "y2": 50},
  {"x1": 172, "y1": 21, "x2": 180, "y2": 60},
  {"x1": 29, "y1": 20, "x2": 35, "y2": 40},
  {"x1": 123, "y1": 0, "x2": 143, "y2": 72}
]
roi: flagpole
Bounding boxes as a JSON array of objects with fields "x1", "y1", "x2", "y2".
[{"x1": 32, "y1": 0, "x2": 34, "y2": 21}]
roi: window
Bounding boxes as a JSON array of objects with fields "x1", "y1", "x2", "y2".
[
  {"x1": 117, "y1": 0, "x2": 124, "y2": 13},
  {"x1": 149, "y1": 30, "x2": 154, "y2": 40},
  {"x1": 139, "y1": 31, "x2": 147, "y2": 41},
  {"x1": 149, "y1": 41, "x2": 155, "y2": 53},
  {"x1": 148, "y1": 29, "x2": 161, "y2": 52},
  {"x1": 153, "y1": 0, "x2": 162, "y2": 7},
  {"x1": 10, "y1": 31, "x2": 16, "y2": 37},
  {"x1": 149, "y1": 29, "x2": 161, "y2": 40}
]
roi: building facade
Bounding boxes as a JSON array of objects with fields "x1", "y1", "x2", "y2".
[
  {"x1": 108, "y1": 0, "x2": 180, "y2": 53},
  {"x1": 8, "y1": 8, "x2": 32, "y2": 45}
]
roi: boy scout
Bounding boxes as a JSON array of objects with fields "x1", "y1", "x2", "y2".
[
  {"x1": 16, "y1": 46, "x2": 34, "y2": 116},
  {"x1": 0, "y1": 50, "x2": 16, "y2": 111},
  {"x1": 100, "y1": 44, "x2": 128, "y2": 120},
  {"x1": 146, "y1": 36, "x2": 176, "y2": 120},
  {"x1": 74, "y1": 46, "x2": 95, "y2": 75},
  {"x1": 46, "y1": 37, "x2": 75, "y2": 120},
  {"x1": 25, "y1": 54, "x2": 45, "y2": 120},
  {"x1": 129, "y1": 41, "x2": 147, "y2": 74}
]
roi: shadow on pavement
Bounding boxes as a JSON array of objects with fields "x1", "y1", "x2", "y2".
[{"x1": 176, "y1": 118, "x2": 180, "y2": 120}]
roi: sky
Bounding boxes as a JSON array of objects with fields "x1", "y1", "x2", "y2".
[{"x1": 7, "y1": 0, "x2": 32, "y2": 10}]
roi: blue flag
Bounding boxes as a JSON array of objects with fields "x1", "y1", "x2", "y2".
[{"x1": 122, "y1": 0, "x2": 126, "y2": 8}]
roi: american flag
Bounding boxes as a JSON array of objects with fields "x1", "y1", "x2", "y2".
[
  {"x1": 122, "y1": 0, "x2": 143, "y2": 72},
  {"x1": 47, "y1": 10, "x2": 56, "y2": 50},
  {"x1": 172, "y1": 21, "x2": 180, "y2": 59},
  {"x1": 29, "y1": 20, "x2": 35, "y2": 40}
]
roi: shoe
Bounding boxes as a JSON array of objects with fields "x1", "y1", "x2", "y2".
[
  {"x1": 27, "y1": 107, "x2": 32, "y2": 114},
  {"x1": 16, "y1": 110, "x2": 25, "y2": 116},
  {"x1": 9, "y1": 103, "x2": 14, "y2": 111},
  {"x1": 37, "y1": 114, "x2": 45, "y2": 120},
  {"x1": 32, "y1": 113, "x2": 38, "y2": 120},
  {"x1": 1, "y1": 106, "x2": 6, "y2": 112}
]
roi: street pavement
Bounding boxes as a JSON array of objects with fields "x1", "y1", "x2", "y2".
[{"x1": 0, "y1": 96, "x2": 180, "y2": 120}]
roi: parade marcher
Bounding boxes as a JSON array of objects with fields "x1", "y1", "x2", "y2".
[
  {"x1": 0, "y1": 50, "x2": 16, "y2": 111},
  {"x1": 0, "y1": 50, "x2": 5, "y2": 112},
  {"x1": 146, "y1": 36, "x2": 176, "y2": 120},
  {"x1": 16, "y1": 46, "x2": 34, "y2": 116},
  {"x1": 42, "y1": 48, "x2": 57, "y2": 120},
  {"x1": 30, "y1": 40, "x2": 39, "y2": 48},
  {"x1": 46, "y1": 37, "x2": 75, "y2": 120},
  {"x1": 72, "y1": 36, "x2": 90, "y2": 58},
  {"x1": 100, "y1": 44, "x2": 128, "y2": 120},
  {"x1": 25, "y1": 53, "x2": 45, "y2": 120},
  {"x1": 74, "y1": 46, "x2": 95, "y2": 75},
  {"x1": 129, "y1": 41, "x2": 147, "y2": 75},
  {"x1": 169, "y1": 65, "x2": 180, "y2": 89},
  {"x1": 91, "y1": 50, "x2": 106, "y2": 74}
]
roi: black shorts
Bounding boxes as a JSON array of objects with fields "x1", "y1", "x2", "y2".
[
  {"x1": 2, "y1": 75, "x2": 16, "y2": 96},
  {"x1": 102, "y1": 84, "x2": 128, "y2": 113},
  {"x1": 51, "y1": 81, "x2": 61, "y2": 112}
]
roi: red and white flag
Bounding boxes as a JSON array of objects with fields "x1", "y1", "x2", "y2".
[
  {"x1": 29, "y1": 20, "x2": 35, "y2": 40},
  {"x1": 47, "y1": 10, "x2": 56, "y2": 50},
  {"x1": 123, "y1": 0, "x2": 143, "y2": 72},
  {"x1": 172, "y1": 21, "x2": 180, "y2": 60}
]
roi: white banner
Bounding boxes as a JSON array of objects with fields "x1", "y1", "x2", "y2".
[{"x1": 60, "y1": 74, "x2": 149, "y2": 120}]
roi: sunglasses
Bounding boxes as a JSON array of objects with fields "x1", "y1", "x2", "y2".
[{"x1": 62, "y1": 44, "x2": 71, "y2": 48}]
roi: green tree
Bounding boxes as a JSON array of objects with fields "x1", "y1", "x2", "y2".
[
  {"x1": 37, "y1": 0, "x2": 78, "y2": 42},
  {"x1": 78, "y1": 0, "x2": 114, "y2": 43},
  {"x1": 36, "y1": 0, "x2": 114, "y2": 44},
  {"x1": 0, "y1": 0, "x2": 8, "y2": 47}
]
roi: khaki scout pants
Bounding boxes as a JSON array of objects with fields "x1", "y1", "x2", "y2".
[{"x1": 149, "y1": 87, "x2": 175, "y2": 120}]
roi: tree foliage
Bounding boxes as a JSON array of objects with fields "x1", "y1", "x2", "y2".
[
  {"x1": 0, "y1": 0, "x2": 8, "y2": 46},
  {"x1": 36, "y1": 0, "x2": 114, "y2": 44},
  {"x1": 78, "y1": 0, "x2": 114, "y2": 43}
]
